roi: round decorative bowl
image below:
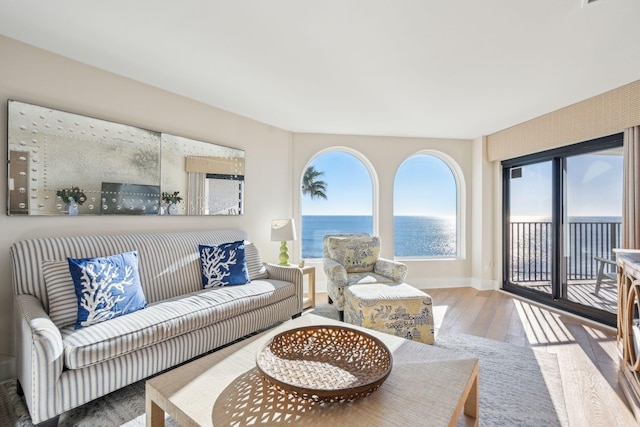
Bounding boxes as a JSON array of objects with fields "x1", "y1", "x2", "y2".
[{"x1": 256, "y1": 325, "x2": 393, "y2": 403}]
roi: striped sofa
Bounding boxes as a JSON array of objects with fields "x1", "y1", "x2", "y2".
[{"x1": 10, "y1": 230, "x2": 303, "y2": 425}]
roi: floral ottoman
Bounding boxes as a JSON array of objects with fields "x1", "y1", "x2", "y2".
[{"x1": 344, "y1": 283, "x2": 435, "y2": 344}]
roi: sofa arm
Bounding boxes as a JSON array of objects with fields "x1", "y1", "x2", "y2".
[
  {"x1": 16, "y1": 294, "x2": 64, "y2": 365},
  {"x1": 323, "y1": 258, "x2": 348, "y2": 288},
  {"x1": 264, "y1": 264, "x2": 304, "y2": 312},
  {"x1": 15, "y1": 293, "x2": 65, "y2": 424},
  {"x1": 374, "y1": 258, "x2": 408, "y2": 283}
]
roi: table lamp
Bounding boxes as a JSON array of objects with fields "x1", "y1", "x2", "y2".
[{"x1": 271, "y1": 218, "x2": 296, "y2": 266}]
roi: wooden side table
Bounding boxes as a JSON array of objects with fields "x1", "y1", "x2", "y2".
[{"x1": 301, "y1": 266, "x2": 316, "y2": 309}]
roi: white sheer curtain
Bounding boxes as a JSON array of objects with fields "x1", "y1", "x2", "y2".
[
  {"x1": 187, "y1": 172, "x2": 206, "y2": 215},
  {"x1": 623, "y1": 126, "x2": 640, "y2": 249}
]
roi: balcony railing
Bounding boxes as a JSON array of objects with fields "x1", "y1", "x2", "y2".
[{"x1": 509, "y1": 221, "x2": 621, "y2": 283}]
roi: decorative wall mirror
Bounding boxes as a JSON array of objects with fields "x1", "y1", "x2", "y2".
[
  {"x1": 7, "y1": 100, "x2": 245, "y2": 216},
  {"x1": 161, "y1": 133, "x2": 244, "y2": 215}
]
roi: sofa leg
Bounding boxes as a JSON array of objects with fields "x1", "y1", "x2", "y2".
[
  {"x1": 328, "y1": 295, "x2": 333, "y2": 305},
  {"x1": 14, "y1": 381, "x2": 59, "y2": 427},
  {"x1": 36, "y1": 415, "x2": 59, "y2": 427},
  {"x1": 292, "y1": 312, "x2": 302, "y2": 319},
  {"x1": 339, "y1": 310, "x2": 344, "y2": 322}
]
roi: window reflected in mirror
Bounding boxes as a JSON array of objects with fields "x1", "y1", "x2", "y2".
[{"x1": 161, "y1": 134, "x2": 244, "y2": 215}]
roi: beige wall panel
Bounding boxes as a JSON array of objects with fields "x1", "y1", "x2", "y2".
[
  {"x1": 185, "y1": 156, "x2": 245, "y2": 175},
  {"x1": 487, "y1": 80, "x2": 640, "y2": 161}
]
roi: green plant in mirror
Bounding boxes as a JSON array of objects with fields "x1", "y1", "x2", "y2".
[
  {"x1": 161, "y1": 191, "x2": 183, "y2": 204},
  {"x1": 56, "y1": 187, "x2": 86, "y2": 205}
]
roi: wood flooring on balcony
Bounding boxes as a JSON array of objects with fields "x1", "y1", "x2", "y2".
[{"x1": 422, "y1": 287, "x2": 635, "y2": 427}]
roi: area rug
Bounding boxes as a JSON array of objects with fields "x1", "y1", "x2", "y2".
[
  {"x1": 311, "y1": 303, "x2": 569, "y2": 427},
  {"x1": 0, "y1": 304, "x2": 568, "y2": 427}
]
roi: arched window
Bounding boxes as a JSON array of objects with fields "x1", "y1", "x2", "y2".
[
  {"x1": 301, "y1": 149, "x2": 376, "y2": 259},
  {"x1": 393, "y1": 153, "x2": 461, "y2": 258}
]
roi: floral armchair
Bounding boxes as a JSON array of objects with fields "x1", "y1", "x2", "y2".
[{"x1": 323, "y1": 233, "x2": 407, "y2": 318}]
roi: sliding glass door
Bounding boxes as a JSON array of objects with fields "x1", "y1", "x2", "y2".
[
  {"x1": 564, "y1": 150, "x2": 623, "y2": 314},
  {"x1": 503, "y1": 134, "x2": 623, "y2": 326},
  {"x1": 506, "y1": 161, "x2": 554, "y2": 298}
]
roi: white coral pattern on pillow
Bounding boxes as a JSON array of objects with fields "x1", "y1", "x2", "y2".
[
  {"x1": 78, "y1": 263, "x2": 134, "y2": 327},
  {"x1": 201, "y1": 245, "x2": 237, "y2": 288}
]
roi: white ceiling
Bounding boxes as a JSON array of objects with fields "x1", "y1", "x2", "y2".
[{"x1": 1, "y1": 0, "x2": 639, "y2": 139}]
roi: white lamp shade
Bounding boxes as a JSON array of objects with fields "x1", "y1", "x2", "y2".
[{"x1": 271, "y1": 218, "x2": 296, "y2": 241}]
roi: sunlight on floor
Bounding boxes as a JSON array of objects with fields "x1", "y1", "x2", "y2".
[
  {"x1": 514, "y1": 299, "x2": 575, "y2": 345},
  {"x1": 583, "y1": 323, "x2": 621, "y2": 365},
  {"x1": 583, "y1": 324, "x2": 610, "y2": 340},
  {"x1": 432, "y1": 304, "x2": 448, "y2": 330}
]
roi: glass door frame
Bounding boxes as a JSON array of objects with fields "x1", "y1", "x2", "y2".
[{"x1": 502, "y1": 133, "x2": 623, "y2": 327}]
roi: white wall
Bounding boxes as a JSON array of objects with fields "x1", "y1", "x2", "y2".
[
  {"x1": 471, "y1": 136, "x2": 499, "y2": 290},
  {"x1": 291, "y1": 132, "x2": 482, "y2": 292},
  {"x1": 0, "y1": 36, "x2": 294, "y2": 367}
]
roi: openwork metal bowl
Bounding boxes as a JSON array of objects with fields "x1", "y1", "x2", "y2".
[{"x1": 256, "y1": 325, "x2": 393, "y2": 403}]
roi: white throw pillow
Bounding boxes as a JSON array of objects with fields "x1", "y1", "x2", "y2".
[{"x1": 245, "y1": 241, "x2": 269, "y2": 280}]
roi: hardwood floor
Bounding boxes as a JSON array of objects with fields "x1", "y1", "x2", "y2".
[
  {"x1": 316, "y1": 288, "x2": 636, "y2": 426},
  {"x1": 426, "y1": 287, "x2": 636, "y2": 427},
  {"x1": 513, "y1": 280, "x2": 617, "y2": 314}
]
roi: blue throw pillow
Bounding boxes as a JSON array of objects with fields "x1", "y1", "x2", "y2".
[
  {"x1": 68, "y1": 251, "x2": 147, "y2": 329},
  {"x1": 199, "y1": 241, "x2": 250, "y2": 288}
]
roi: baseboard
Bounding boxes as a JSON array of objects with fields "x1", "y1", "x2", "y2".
[
  {"x1": 412, "y1": 277, "x2": 499, "y2": 291},
  {"x1": 470, "y1": 278, "x2": 500, "y2": 291},
  {"x1": 406, "y1": 277, "x2": 467, "y2": 289}
]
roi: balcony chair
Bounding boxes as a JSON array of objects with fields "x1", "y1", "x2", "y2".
[
  {"x1": 594, "y1": 256, "x2": 617, "y2": 296},
  {"x1": 322, "y1": 233, "x2": 407, "y2": 320}
]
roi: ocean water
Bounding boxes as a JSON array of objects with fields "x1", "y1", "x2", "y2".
[{"x1": 301, "y1": 215, "x2": 456, "y2": 259}]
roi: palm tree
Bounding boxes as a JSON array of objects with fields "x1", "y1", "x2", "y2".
[{"x1": 302, "y1": 166, "x2": 328, "y2": 200}]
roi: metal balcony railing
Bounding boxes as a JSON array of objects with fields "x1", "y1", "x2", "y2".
[{"x1": 509, "y1": 221, "x2": 621, "y2": 283}]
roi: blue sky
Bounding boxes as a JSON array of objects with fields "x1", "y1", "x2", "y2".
[
  {"x1": 510, "y1": 153, "x2": 623, "y2": 218},
  {"x1": 302, "y1": 152, "x2": 456, "y2": 216},
  {"x1": 302, "y1": 152, "x2": 372, "y2": 215}
]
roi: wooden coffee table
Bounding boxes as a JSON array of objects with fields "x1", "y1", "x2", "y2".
[{"x1": 146, "y1": 314, "x2": 479, "y2": 427}]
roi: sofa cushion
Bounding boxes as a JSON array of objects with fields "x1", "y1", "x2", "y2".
[
  {"x1": 42, "y1": 260, "x2": 79, "y2": 328},
  {"x1": 60, "y1": 278, "x2": 295, "y2": 369},
  {"x1": 199, "y1": 241, "x2": 250, "y2": 288},
  {"x1": 68, "y1": 251, "x2": 148, "y2": 329},
  {"x1": 327, "y1": 236, "x2": 381, "y2": 273}
]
